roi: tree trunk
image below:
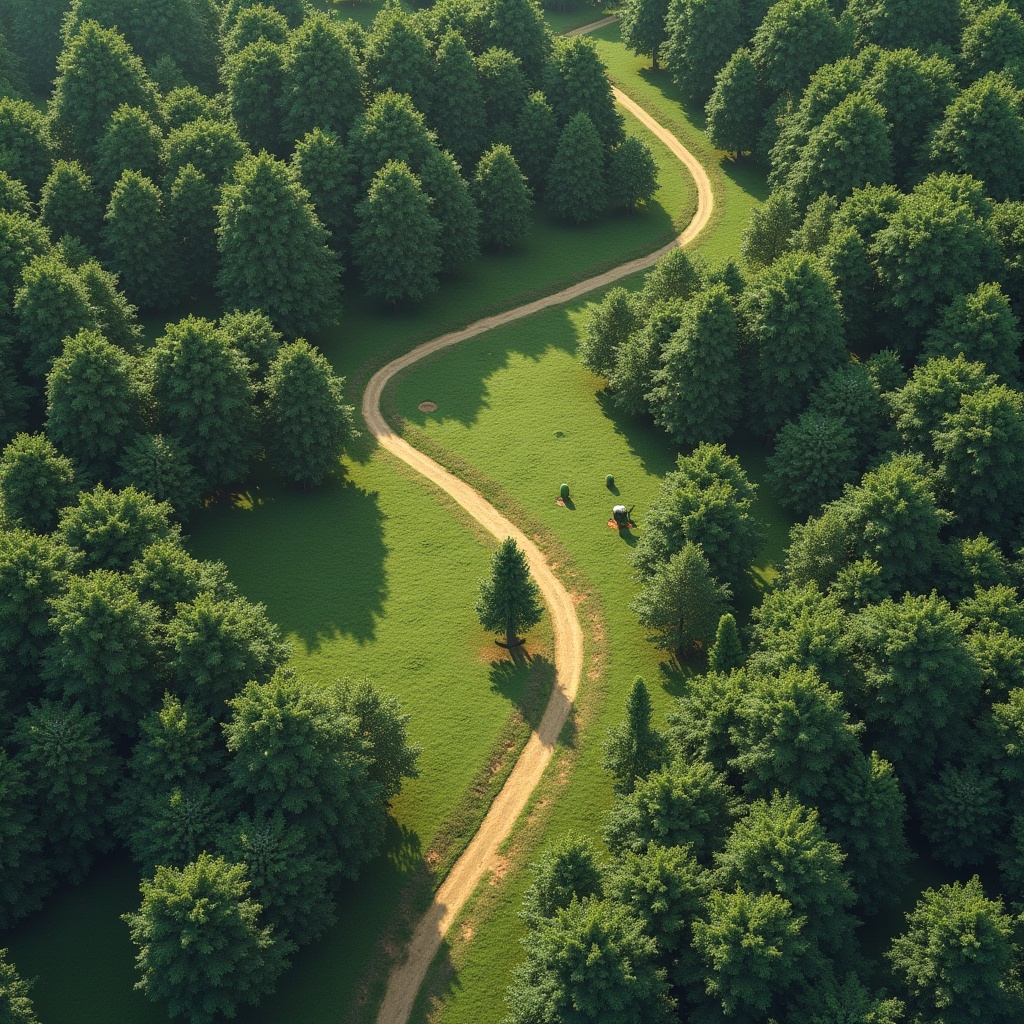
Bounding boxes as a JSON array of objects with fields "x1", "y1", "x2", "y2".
[
  {"x1": 506, "y1": 624, "x2": 523, "y2": 662},
  {"x1": 652, "y1": 53, "x2": 659, "y2": 72}
]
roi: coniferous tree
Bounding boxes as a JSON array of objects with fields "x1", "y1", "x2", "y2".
[
  {"x1": 888, "y1": 878, "x2": 1021, "y2": 1024},
  {"x1": 282, "y1": 13, "x2": 363, "y2": 143},
  {"x1": 418, "y1": 147, "x2": 480, "y2": 273},
  {"x1": 51, "y1": 20, "x2": 158, "y2": 162},
  {"x1": 705, "y1": 48, "x2": 766, "y2": 158},
  {"x1": 929, "y1": 74, "x2": 1024, "y2": 202},
  {"x1": 632, "y1": 541, "x2": 732, "y2": 653},
  {"x1": 290, "y1": 129, "x2": 355, "y2": 252},
  {"x1": 481, "y1": 0, "x2": 550, "y2": 81},
  {"x1": 217, "y1": 152, "x2": 340, "y2": 337},
  {"x1": 224, "y1": 39, "x2": 286, "y2": 154},
  {"x1": 0, "y1": 434, "x2": 77, "y2": 534},
  {"x1": 148, "y1": 316, "x2": 255, "y2": 491},
  {"x1": 11, "y1": 699, "x2": 119, "y2": 882},
  {"x1": 363, "y1": 1, "x2": 433, "y2": 116},
  {"x1": 77, "y1": 259, "x2": 143, "y2": 353},
  {"x1": 103, "y1": 171, "x2": 177, "y2": 309},
  {"x1": 545, "y1": 35, "x2": 624, "y2": 147},
  {"x1": 163, "y1": 117, "x2": 250, "y2": 187},
  {"x1": 520, "y1": 833, "x2": 604, "y2": 928},
  {"x1": 166, "y1": 163, "x2": 219, "y2": 296},
  {"x1": 43, "y1": 568, "x2": 162, "y2": 731},
  {"x1": 474, "y1": 144, "x2": 533, "y2": 249},
  {"x1": 0, "y1": 98, "x2": 53, "y2": 197},
  {"x1": 924, "y1": 282, "x2": 1021, "y2": 385},
  {"x1": 124, "y1": 854, "x2": 286, "y2": 1024},
  {"x1": 346, "y1": 90, "x2": 438, "y2": 193},
  {"x1": 93, "y1": 104, "x2": 164, "y2": 195},
  {"x1": 116, "y1": 434, "x2": 202, "y2": 518},
  {"x1": 511, "y1": 91, "x2": 558, "y2": 189},
  {"x1": 354, "y1": 160, "x2": 442, "y2": 306},
  {"x1": 602, "y1": 677, "x2": 668, "y2": 795},
  {"x1": 740, "y1": 251, "x2": 845, "y2": 435},
  {"x1": 646, "y1": 284, "x2": 742, "y2": 447},
  {"x1": 708, "y1": 612, "x2": 744, "y2": 673},
  {"x1": 39, "y1": 161, "x2": 102, "y2": 252},
  {"x1": 476, "y1": 537, "x2": 543, "y2": 653},
  {"x1": 607, "y1": 136, "x2": 658, "y2": 212},
  {"x1": 475, "y1": 48, "x2": 528, "y2": 147},
  {"x1": 263, "y1": 340, "x2": 354, "y2": 486},
  {"x1": 14, "y1": 252, "x2": 98, "y2": 382},
  {"x1": 219, "y1": 309, "x2": 282, "y2": 381},
  {"x1": 0, "y1": 211, "x2": 50, "y2": 311},
  {"x1": 547, "y1": 111, "x2": 606, "y2": 224},
  {"x1": 431, "y1": 31, "x2": 487, "y2": 168}
]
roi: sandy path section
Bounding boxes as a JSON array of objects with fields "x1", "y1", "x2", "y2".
[{"x1": 368, "y1": 26, "x2": 714, "y2": 1024}]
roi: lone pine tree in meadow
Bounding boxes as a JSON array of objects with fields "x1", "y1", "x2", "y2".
[{"x1": 476, "y1": 537, "x2": 543, "y2": 654}]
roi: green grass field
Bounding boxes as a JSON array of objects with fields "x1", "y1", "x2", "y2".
[{"x1": 0, "y1": 71, "x2": 703, "y2": 1023}]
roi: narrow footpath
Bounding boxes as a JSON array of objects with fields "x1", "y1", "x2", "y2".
[{"x1": 366, "y1": 23, "x2": 715, "y2": 1024}]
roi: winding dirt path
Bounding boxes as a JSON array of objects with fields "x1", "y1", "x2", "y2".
[{"x1": 368, "y1": 24, "x2": 714, "y2": 1024}]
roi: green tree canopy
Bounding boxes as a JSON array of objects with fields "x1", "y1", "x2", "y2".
[
  {"x1": 751, "y1": 0, "x2": 848, "y2": 98},
  {"x1": 51, "y1": 20, "x2": 158, "y2": 162},
  {"x1": 633, "y1": 443, "x2": 763, "y2": 590},
  {"x1": 520, "y1": 832, "x2": 604, "y2": 928},
  {"x1": 116, "y1": 433, "x2": 202, "y2": 518},
  {"x1": 473, "y1": 144, "x2": 533, "y2": 249},
  {"x1": 0, "y1": 750, "x2": 47, "y2": 929},
  {"x1": 166, "y1": 162, "x2": 219, "y2": 297},
  {"x1": 430, "y1": 30, "x2": 487, "y2": 168},
  {"x1": 46, "y1": 328, "x2": 141, "y2": 482},
  {"x1": 620, "y1": 0, "x2": 671, "y2": 70},
  {"x1": 508, "y1": 897, "x2": 673, "y2": 1024},
  {"x1": 544, "y1": 35, "x2": 624, "y2": 147},
  {"x1": 606, "y1": 136, "x2": 658, "y2": 212},
  {"x1": 647, "y1": 284, "x2": 742, "y2": 447},
  {"x1": 924, "y1": 283, "x2": 1021, "y2": 385},
  {"x1": 103, "y1": 170, "x2": 176, "y2": 310},
  {"x1": 632, "y1": 541, "x2": 732, "y2": 654},
  {"x1": 0, "y1": 98, "x2": 53, "y2": 197},
  {"x1": 124, "y1": 853, "x2": 286, "y2": 1024},
  {"x1": 148, "y1": 315, "x2": 256, "y2": 493},
  {"x1": 740, "y1": 251, "x2": 846, "y2": 435},
  {"x1": 847, "y1": 0, "x2": 962, "y2": 52},
  {"x1": 663, "y1": 0, "x2": 745, "y2": 104},
  {"x1": 224, "y1": 39, "x2": 286, "y2": 154},
  {"x1": 11, "y1": 699, "x2": 118, "y2": 882},
  {"x1": 705, "y1": 48, "x2": 766, "y2": 157},
  {"x1": 263, "y1": 340, "x2": 354, "y2": 486},
  {"x1": 0, "y1": 946, "x2": 41, "y2": 1024},
  {"x1": 93, "y1": 104, "x2": 164, "y2": 196},
  {"x1": 888, "y1": 877, "x2": 1022, "y2": 1024},
  {"x1": 163, "y1": 117, "x2": 250, "y2": 187},
  {"x1": 217, "y1": 152, "x2": 340, "y2": 337},
  {"x1": 547, "y1": 111, "x2": 606, "y2": 224},
  {"x1": 14, "y1": 252, "x2": 98, "y2": 382},
  {"x1": 476, "y1": 536, "x2": 543, "y2": 652},
  {"x1": 602, "y1": 677, "x2": 669, "y2": 795},
  {"x1": 930, "y1": 74, "x2": 1024, "y2": 202},
  {"x1": 363, "y1": 0, "x2": 433, "y2": 114},
  {"x1": 0, "y1": 434, "x2": 76, "y2": 534},
  {"x1": 354, "y1": 160, "x2": 442, "y2": 306}
]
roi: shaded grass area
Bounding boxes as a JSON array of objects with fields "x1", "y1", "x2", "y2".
[{"x1": 0, "y1": 94, "x2": 698, "y2": 1023}]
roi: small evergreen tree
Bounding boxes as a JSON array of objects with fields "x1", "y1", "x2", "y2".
[
  {"x1": 354, "y1": 160, "x2": 442, "y2": 306},
  {"x1": 217, "y1": 152, "x2": 340, "y2": 337},
  {"x1": 473, "y1": 144, "x2": 533, "y2": 250},
  {"x1": 708, "y1": 612, "x2": 744, "y2": 673},
  {"x1": 263, "y1": 341, "x2": 354, "y2": 486},
  {"x1": 606, "y1": 136, "x2": 658, "y2": 212},
  {"x1": 602, "y1": 677, "x2": 668, "y2": 794},
  {"x1": 631, "y1": 541, "x2": 732, "y2": 654},
  {"x1": 547, "y1": 111, "x2": 606, "y2": 224},
  {"x1": 103, "y1": 171, "x2": 176, "y2": 309},
  {"x1": 476, "y1": 537, "x2": 544, "y2": 653}
]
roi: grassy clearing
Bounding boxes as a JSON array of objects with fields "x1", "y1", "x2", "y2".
[{"x1": 0, "y1": 93, "x2": 698, "y2": 1023}]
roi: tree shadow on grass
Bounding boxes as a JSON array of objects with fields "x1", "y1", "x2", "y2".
[
  {"x1": 659, "y1": 654, "x2": 701, "y2": 699},
  {"x1": 187, "y1": 474, "x2": 388, "y2": 652},
  {"x1": 489, "y1": 653, "x2": 556, "y2": 730},
  {"x1": 595, "y1": 389, "x2": 680, "y2": 479}
]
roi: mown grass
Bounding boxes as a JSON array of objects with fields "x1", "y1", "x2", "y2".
[{"x1": 0, "y1": 92, "x2": 698, "y2": 1023}]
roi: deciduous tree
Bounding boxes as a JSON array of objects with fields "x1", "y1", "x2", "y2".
[
  {"x1": 0, "y1": 434, "x2": 76, "y2": 534},
  {"x1": 606, "y1": 136, "x2": 658, "y2": 212},
  {"x1": 547, "y1": 111, "x2": 606, "y2": 224},
  {"x1": 473, "y1": 144, "x2": 533, "y2": 249},
  {"x1": 620, "y1": 0, "x2": 671, "y2": 70}
]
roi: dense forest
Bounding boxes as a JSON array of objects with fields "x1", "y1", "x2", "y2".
[
  {"x1": 0, "y1": 0, "x2": 660, "y2": 1019},
  {"x1": 502, "y1": 1, "x2": 1024, "y2": 1022}
]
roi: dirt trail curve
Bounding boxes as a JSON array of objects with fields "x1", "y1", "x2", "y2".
[{"x1": 368, "y1": 20, "x2": 714, "y2": 1024}]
